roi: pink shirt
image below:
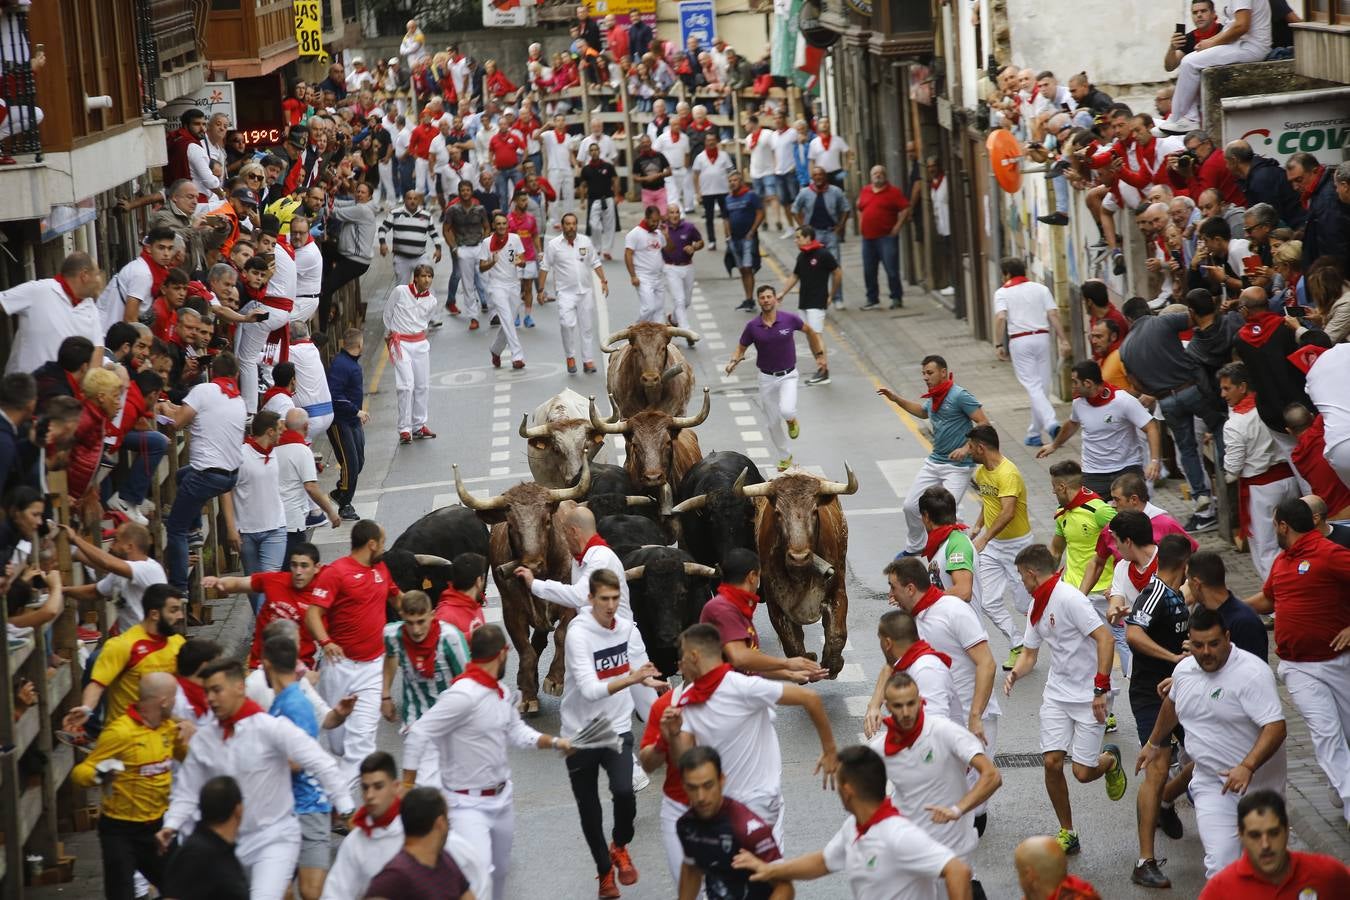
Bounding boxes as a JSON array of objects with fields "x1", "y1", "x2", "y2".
[
  {"x1": 1097, "y1": 505, "x2": 1199, "y2": 562},
  {"x1": 507, "y1": 210, "x2": 539, "y2": 261}
]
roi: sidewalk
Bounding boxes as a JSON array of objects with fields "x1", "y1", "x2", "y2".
[{"x1": 759, "y1": 231, "x2": 1350, "y2": 859}]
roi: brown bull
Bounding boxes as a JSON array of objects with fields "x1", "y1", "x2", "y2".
[
  {"x1": 589, "y1": 389, "x2": 709, "y2": 508},
  {"x1": 602, "y1": 321, "x2": 700, "y2": 417},
  {"x1": 736, "y1": 464, "x2": 858, "y2": 677},
  {"x1": 453, "y1": 460, "x2": 590, "y2": 713}
]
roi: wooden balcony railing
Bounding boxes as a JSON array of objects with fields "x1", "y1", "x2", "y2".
[
  {"x1": 148, "y1": 0, "x2": 201, "y2": 73},
  {"x1": 0, "y1": 5, "x2": 42, "y2": 159},
  {"x1": 204, "y1": 0, "x2": 296, "y2": 67}
]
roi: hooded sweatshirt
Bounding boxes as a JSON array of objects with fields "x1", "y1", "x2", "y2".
[{"x1": 560, "y1": 611, "x2": 648, "y2": 739}]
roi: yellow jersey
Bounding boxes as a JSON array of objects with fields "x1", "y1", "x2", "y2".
[
  {"x1": 71, "y1": 707, "x2": 183, "y2": 822},
  {"x1": 91, "y1": 624, "x2": 184, "y2": 724},
  {"x1": 974, "y1": 456, "x2": 1031, "y2": 540}
]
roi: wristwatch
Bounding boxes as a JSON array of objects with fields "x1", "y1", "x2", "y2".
[{"x1": 1092, "y1": 687, "x2": 1108, "y2": 696}]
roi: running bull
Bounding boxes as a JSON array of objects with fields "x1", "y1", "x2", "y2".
[
  {"x1": 382, "y1": 505, "x2": 490, "y2": 618},
  {"x1": 520, "y1": 388, "x2": 614, "y2": 487},
  {"x1": 588, "y1": 388, "x2": 710, "y2": 508},
  {"x1": 670, "y1": 450, "x2": 764, "y2": 568},
  {"x1": 601, "y1": 321, "x2": 700, "y2": 417},
  {"x1": 622, "y1": 545, "x2": 717, "y2": 676}
]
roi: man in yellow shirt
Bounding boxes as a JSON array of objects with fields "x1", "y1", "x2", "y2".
[
  {"x1": 967, "y1": 424, "x2": 1032, "y2": 667},
  {"x1": 65, "y1": 584, "x2": 187, "y2": 737},
  {"x1": 71, "y1": 671, "x2": 188, "y2": 899}
]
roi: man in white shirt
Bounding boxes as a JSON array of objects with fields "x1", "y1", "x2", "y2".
[
  {"x1": 96, "y1": 227, "x2": 176, "y2": 329},
  {"x1": 691, "y1": 134, "x2": 734, "y2": 250},
  {"x1": 1, "y1": 252, "x2": 104, "y2": 375},
  {"x1": 540, "y1": 114, "x2": 578, "y2": 228},
  {"x1": 744, "y1": 114, "x2": 783, "y2": 232},
  {"x1": 653, "y1": 122, "x2": 691, "y2": 214},
  {"x1": 805, "y1": 117, "x2": 850, "y2": 187},
  {"x1": 187, "y1": 113, "x2": 229, "y2": 198},
  {"x1": 61, "y1": 521, "x2": 165, "y2": 635},
  {"x1": 1136, "y1": 606, "x2": 1287, "y2": 876},
  {"x1": 222, "y1": 411, "x2": 288, "y2": 616},
  {"x1": 255, "y1": 219, "x2": 299, "y2": 383},
  {"x1": 624, "y1": 206, "x2": 669, "y2": 324},
  {"x1": 731, "y1": 745, "x2": 973, "y2": 899},
  {"x1": 772, "y1": 113, "x2": 801, "y2": 237},
  {"x1": 1306, "y1": 343, "x2": 1350, "y2": 485},
  {"x1": 479, "y1": 212, "x2": 528, "y2": 370},
  {"x1": 287, "y1": 321, "x2": 334, "y2": 442},
  {"x1": 403, "y1": 624, "x2": 572, "y2": 900},
  {"x1": 289, "y1": 215, "x2": 323, "y2": 324},
  {"x1": 1162, "y1": 0, "x2": 1271, "y2": 133},
  {"x1": 275, "y1": 408, "x2": 340, "y2": 553},
  {"x1": 383, "y1": 264, "x2": 439, "y2": 444},
  {"x1": 863, "y1": 608, "x2": 963, "y2": 736},
  {"x1": 541, "y1": 213, "x2": 608, "y2": 374},
  {"x1": 578, "y1": 118, "x2": 618, "y2": 164},
  {"x1": 234, "y1": 256, "x2": 289, "y2": 414},
  {"x1": 321, "y1": 752, "x2": 404, "y2": 900},
  {"x1": 1005, "y1": 543, "x2": 1127, "y2": 856},
  {"x1": 993, "y1": 257, "x2": 1071, "y2": 447}
]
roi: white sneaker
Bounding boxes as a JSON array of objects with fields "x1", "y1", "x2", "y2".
[
  {"x1": 632, "y1": 762, "x2": 650, "y2": 792},
  {"x1": 1159, "y1": 115, "x2": 1198, "y2": 135},
  {"x1": 137, "y1": 498, "x2": 156, "y2": 516},
  {"x1": 939, "y1": 286, "x2": 956, "y2": 296},
  {"x1": 107, "y1": 495, "x2": 148, "y2": 525}
]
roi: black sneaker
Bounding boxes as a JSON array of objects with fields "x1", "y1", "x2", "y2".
[
  {"x1": 1157, "y1": 803, "x2": 1184, "y2": 839},
  {"x1": 888, "y1": 300, "x2": 903, "y2": 309},
  {"x1": 736, "y1": 300, "x2": 754, "y2": 312},
  {"x1": 1185, "y1": 512, "x2": 1217, "y2": 533},
  {"x1": 1112, "y1": 251, "x2": 1126, "y2": 276},
  {"x1": 339, "y1": 504, "x2": 360, "y2": 521},
  {"x1": 1038, "y1": 212, "x2": 1070, "y2": 226},
  {"x1": 805, "y1": 369, "x2": 831, "y2": 386},
  {"x1": 1132, "y1": 858, "x2": 1171, "y2": 889},
  {"x1": 490, "y1": 315, "x2": 501, "y2": 327},
  {"x1": 860, "y1": 301, "x2": 881, "y2": 310}
]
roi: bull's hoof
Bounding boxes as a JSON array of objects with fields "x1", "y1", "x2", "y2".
[
  {"x1": 804, "y1": 651, "x2": 818, "y2": 662},
  {"x1": 517, "y1": 698, "x2": 541, "y2": 716},
  {"x1": 541, "y1": 677, "x2": 564, "y2": 697},
  {"x1": 823, "y1": 655, "x2": 845, "y2": 678}
]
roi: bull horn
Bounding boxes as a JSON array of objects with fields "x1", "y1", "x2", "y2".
[
  {"x1": 625, "y1": 495, "x2": 656, "y2": 508},
  {"x1": 607, "y1": 393, "x2": 622, "y2": 423},
  {"x1": 589, "y1": 395, "x2": 627, "y2": 435},
  {"x1": 454, "y1": 464, "x2": 509, "y2": 511},
  {"x1": 599, "y1": 328, "x2": 631, "y2": 354},
  {"x1": 670, "y1": 387, "x2": 711, "y2": 429},
  {"x1": 519, "y1": 414, "x2": 550, "y2": 439},
  {"x1": 670, "y1": 493, "x2": 707, "y2": 514},
  {"x1": 683, "y1": 562, "x2": 718, "y2": 578},
  {"x1": 660, "y1": 363, "x2": 685, "y2": 383},
  {"x1": 732, "y1": 466, "x2": 774, "y2": 499},
  {"x1": 817, "y1": 462, "x2": 860, "y2": 496},
  {"x1": 660, "y1": 483, "x2": 674, "y2": 517},
  {"x1": 495, "y1": 560, "x2": 521, "y2": 580},
  {"x1": 665, "y1": 326, "x2": 700, "y2": 343},
  {"x1": 624, "y1": 565, "x2": 645, "y2": 581},
  {"x1": 413, "y1": 554, "x2": 453, "y2": 568},
  {"x1": 547, "y1": 457, "x2": 591, "y2": 502},
  {"x1": 811, "y1": 554, "x2": 836, "y2": 580}
]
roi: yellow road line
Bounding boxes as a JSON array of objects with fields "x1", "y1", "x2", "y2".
[{"x1": 365, "y1": 342, "x2": 390, "y2": 403}]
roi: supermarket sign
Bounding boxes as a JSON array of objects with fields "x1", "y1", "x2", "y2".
[{"x1": 1221, "y1": 87, "x2": 1350, "y2": 166}]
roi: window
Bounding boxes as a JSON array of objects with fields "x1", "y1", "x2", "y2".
[{"x1": 1306, "y1": 0, "x2": 1348, "y2": 24}]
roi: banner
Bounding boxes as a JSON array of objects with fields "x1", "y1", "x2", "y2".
[
  {"x1": 586, "y1": 0, "x2": 657, "y2": 15},
  {"x1": 679, "y1": 0, "x2": 716, "y2": 48},
  {"x1": 484, "y1": 0, "x2": 532, "y2": 27},
  {"x1": 293, "y1": 0, "x2": 325, "y2": 59},
  {"x1": 1221, "y1": 88, "x2": 1350, "y2": 167},
  {"x1": 162, "y1": 82, "x2": 237, "y2": 128}
]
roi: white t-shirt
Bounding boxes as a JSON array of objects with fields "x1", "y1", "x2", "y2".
[
  {"x1": 1070, "y1": 391, "x2": 1153, "y2": 473},
  {"x1": 773, "y1": 128, "x2": 798, "y2": 176},
  {"x1": 821, "y1": 813, "x2": 953, "y2": 900},
  {"x1": 578, "y1": 133, "x2": 618, "y2": 164},
  {"x1": 1020, "y1": 579, "x2": 1106, "y2": 705},
  {"x1": 692, "y1": 151, "x2": 734, "y2": 196},
  {"x1": 1227, "y1": 0, "x2": 1272, "y2": 49},
  {"x1": 653, "y1": 131, "x2": 690, "y2": 171},
  {"x1": 96, "y1": 256, "x2": 155, "y2": 332},
  {"x1": 1170, "y1": 647, "x2": 1286, "y2": 784},
  {"x1": 233, "y1": 441, "x2": 286, "y2": 534},
  {"x1": 993, "y1": 279, "x2": 1056, "y2": 334},
  {"x1": 477, "y1": 234, "x2": 527, "y2": 290},
  {"x1": 678, "y1": 671, "x2": 785, "y2": 805},
  {"x1": 1306, "y1": 344, "x2": 1350, "y2": 449},
  {"x1": 745, "y1": 128, "x2": 778, "y2": 179},
  {"x1": 262, "y1": 391, "x2": 294, "y2": 419},
  {"x1": 898, "y1": 653, "x2": 963, "y2": 722},
  {"x1": 0, "y1": 280, "x2": 103, "y2": 375},
  {"x1": 624, "y1": 225, "x2": 667, "y2": 280},
  {"x1": 98, "y1": 558, "x2": 168, "y2": 634},
  {"x1": 868, "y1": 714, "x2": 985, "y2": 860},
  {"x1": 293, "y1": 241, "x2": 323, "y2": 299},
  {"x1": 289, "y1": 341, "x2": 332, "y2": 410},
  {"x1": 184, "y1": 381, "x2": 246, "y2": 471},
  {"x1": 1107, "y1": 545, "x2": 1159, "y2": 608},
  {"x1": 540, "y1": 129, "x2": 576, "y2": 171},
  {"x1": 807, "y1": 134, "x2": 849, "y2": 173},
  {"x1": 542, "y1": 234, "x2": 602, "y2": 294},
  {"x1": 914, "y1": 595, "x2": 1002, "y2": 720},
  {"x1": 275, "y1": 440, "x2": 318, "y2": 532}
]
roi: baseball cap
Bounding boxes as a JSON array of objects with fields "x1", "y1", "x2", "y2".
[{"x1": 231, "y1": 187, "x2": 259, "y2": 207}]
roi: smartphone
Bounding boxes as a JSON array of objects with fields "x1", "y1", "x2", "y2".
[{"x1": 1175, "y1": 23, "x2": 1186, "y2": 34}]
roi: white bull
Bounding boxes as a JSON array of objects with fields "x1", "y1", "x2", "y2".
[{"x1": 522, "y1": 388, "x2": 614, "y2": 487}]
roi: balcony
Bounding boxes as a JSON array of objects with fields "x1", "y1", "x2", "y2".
[
  {"x1": 321, "y1": 0, "x2": 362, "y2": 54},
  {"x1": 814, "y1": 0, "x2": 935, "y2": 58},
  {"x1": 204, "y1": 0, "x2": 298, "y2": 79},
  {"x1": 138, "y1": 0, "x2": 208, "y2": 106}
]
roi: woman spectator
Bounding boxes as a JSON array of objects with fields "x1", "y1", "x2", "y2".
[
  {"x1": 225, "y1": 132, "x2": 251, "y2": 177},
  {"x1": 628, "y1": 62, "x2": 656, "y2": 112},
  {"x1": 484, "y1": 59, "x2": 518, "y2": 103},
  {"x1": 283, "y1": 80, "x2": 311, "y2": 126},
  {"x1": 1308, "y1": 263, "x2": 1350, "y2": 343},
  {"x1": 1272, "y1": 240, "x2": 1304, "y2": 311},
  {"x1": 1, "y1": 486, "x2": 47, "y2": 576},
  {"x1": 68, "y1": 367, "x2": 121, "y2": 512}
]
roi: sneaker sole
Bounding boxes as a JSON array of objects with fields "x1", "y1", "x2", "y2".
[{"x1": 1104, "y1": 744, "x2": 1128, "y2": 800}]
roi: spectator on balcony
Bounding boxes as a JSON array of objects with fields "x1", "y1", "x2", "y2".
[
  {"x1": 283, "y1": 80, "x2": 310, "y2": 127},
  {"x1": 33, "y1": 335, "x2": 93, "y2": 412},
  {"x1": 400, "y1": 20, "x2": 428, "y2": 68},
  {"x1": 187, "y1": 112, "x2": 230, "y2": 200},
  {"x1": 1287, "y1": 153, "x2": 1350, "y2": 269},
  {"x1": 1161, "y1": 0, "x2": 1271, "y2": 134},
  {"x1": 576, "y1": 4, "x2": 602, "y2": 52},
  {"x1": 2, "y1": 251, "x2": 104, "y2": 376},
  {"x1": 347, "y1": 57, "x2": 375, "y2": 94},
  {"x1": 629, "y1": 14, "x2": 653, "y2": 60},
  {"x1": 164, "y1": 109, "x2": 207, "y2": 188},
  {"x1": 67, "y1": 366, "x2": 120, "y2": 506},
  {"x1": 1198, "y1": 187, "x2": 1247, "y2": 239},
  {"x1": 0, "y1": 373, "x2": 36, "y2": 497},
  {"x1": 1067, "y1": 72, "x2": 1113, "y2": 122},
  {"x1": 483, "y1": 60, "x2": 519, "y2": 104},
  {"x1": 1223, "y1": 139, "x2": 1304, "y2": 229},
  {"x1": 95, "y1": 227, "x2": 176, "y2": 330},
  {"x1": 1164, "y1": 0, "x2": 1221, "y2": 73},
  {"x1": 1165, "y1": 129, "x2": 1244, "y2": 206}
]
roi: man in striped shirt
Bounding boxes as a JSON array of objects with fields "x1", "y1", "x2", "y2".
[
  {"x1": 378, "y1": 190, "x2": 443, "y2": 288},
  {"x1": 381, "y1": 590, "x2": 470, "y2": 789}
]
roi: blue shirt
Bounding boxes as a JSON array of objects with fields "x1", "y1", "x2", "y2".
[
  {"x1": 923, "y1": 384, "x2": 982, "y2": 467},
  {"x1": 327, "y1": 350, "x2": 364, "y2": 425},
  {"x1": 270, "y1": 681, "x2": 330, "y2": 814},
  {"x1": 1218, "y1": 593, "x2": 1268, "y2": 661},
  {"x1": 725, "y1": 189, "x2": 762, "y2": 239}
]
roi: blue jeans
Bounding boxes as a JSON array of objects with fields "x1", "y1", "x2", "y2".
[
  {"x1": 165, "y1": 467, "x2": 237, "y2": 591},
  {"x1": 239, "y1": 527, "x2": 286, "y2": 615},
  {"x1": 1158, "y1": 384, "x2": 1224, "y2": 501},
  {"x1": 447, "y1": 250, "x2": 488, "y2": 311},
  {"x1": 396, "y1": 156, "x2": 415, "y2": 197},
  {"x1": 118, "y1": 429, "x2": 169, "y2": 506},
  {"x1": 861, "y1": 235, "x2": 902, "y2": 306},
  {"x1": 496, "y1": 167, "x2": 521, "y2": 210},
  {"x1": 818, "y1": 231, "x2": 844, "y2": 305},
  {"x1": 1049, "y1": 173, "x2": 1069, "y2": 215}
]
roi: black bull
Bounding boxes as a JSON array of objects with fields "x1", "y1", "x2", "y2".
[{"x1": 382, "y1": 505, "x2": 490, "y2": 618}]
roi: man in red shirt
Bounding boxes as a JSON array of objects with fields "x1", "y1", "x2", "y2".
[
  {"x1": 489, "y1": 109, "x2": 527, "y2": 210},
  {"x1": 1249, "y1": 498, "x2": 1350, "y2": 821},
  {"x1": 1200, "y1": 790, "x2": 1350, "y2": 898},
  {"x1": 1165, "y1": 128, "x2": 1245, "y2": 206},
  {"x1": 1080, "y1": 279, "x2": 1130, "y2": 343},
  {"x1": 434, "y1": 552, "x2": 488, "y2": 637},
  {"x1": 856, "y1": 164, "x2": 911, "y2": 310},
  {"x1": 305, "y1": 519, "x2": 402, "y2": 791},
  {"x1": 204, "y1": 543, "x2": 322, "y2": 669},
  {"x1": 408, "y1": 111, "x2": 440, "y2": 197},
  {"x1": 1285, "y1": 404, "x2": 1350, "y2": 518}
]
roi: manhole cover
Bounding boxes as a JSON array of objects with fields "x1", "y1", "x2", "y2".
[{"x1": 993, "y1": 752, "x2": 1046, "y2": 768}]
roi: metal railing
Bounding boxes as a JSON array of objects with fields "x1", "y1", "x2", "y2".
[
  {"x1": 0, "y1": 4, "x2": 41, "y2": 160},
  {"x1": 135, "y1": 0, "x2": 162, "y2": 117}
]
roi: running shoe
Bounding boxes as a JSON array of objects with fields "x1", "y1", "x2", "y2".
[
  {"x1": 1002, "y1": 646, "x2": 1023, "y2": 671},
  {"x1": 512, "y1": 360, "x2": 526, "y2": 370},
  {"x1": 514, "y1": 314, "x2": 520, "y2": 327},
  {"x1": 468, "y1": 318, "x2": 480, "y2": 331},
  {"x1": 107, "y1": 494, "x2": 148, "y2": 525},
  {"x1": 787, "y1": 420, "x2": 800, "y2": 439},
  {"x1": 447, "y1": 302, "x2": 461, "y2": 316},
  {"x1": 523, "y1": 314, "x2": 535, "y2": 328},
  {"x1": 339, "y1": 504, "x2": 360, "y2": 522},
  {"x1": 1103, "y1": 743, "x2": 1128, "y2": 801},
  {"x1": 1105, "y1": 713, "x2": 1118, "y2": 733},
  {"x1": 1132, "y1": 858, "x2": 1170, "y2": 889},
  {"x1": 1112, "y1": 250, "x2": 1126, "y2": 276},
  {"x1": 860, "y1": 301, "x2": 881, "y2": 310},
  {"x1": 777, "y1": 456, "x2": 793, "y2": 472},
  {"x1": 491, "y1": 352, "x2": 502, "y2": 368},
  {"x1": 1158, "y1": 803, "x2": 1184, "y2": 839},
  {"x1": 805, "y1": 369, "x2": 831, "y2": 386},
  {"x1": 597, "y1": 868, "x2": 621, "y2": 899},
  {"x1": 609, "y1": 843, "x2": 638, "y2": 885},
  {"x1": 1056, "y1": 828, "x2": 1080, "y2": 855},
  {"x1": 583, "y1": 362, "x2": 597, "y2": 374},
  {"x1": 567, "y1": 357, "x2": 577, "y2": 374},
  {"x1": 490, "y1": 315, "x2": 501, "y2": 326},
  {"x1": 1024, "y1": 435, "x2": 1044, "y2": 447},
  {"x1": 428, "y1": 318, "x2": 443, "y2": 329},
  {"x1": 736, "y1": 299, "x2": 754, "y2": 312},
  {"x1": 633, "y1": 767, "x2": 650, "y2": 792},
  {"x1": 889, "y1": 300, "x2": 903, "y2": 309},
  {"x1": 1048, "y1": 424, "x2": 1061, "y2": 441},
  {"x1": 414, "y1": 427, "x2": 437, "y2": 440},
  {"x1": 1185, "y1": 512, "x2": 1217, "y2": 533},
  {"x1": 1038, "y1": 212, "x2": 1070, "y2": 226},
  {"x1": 399, "y1": 431, "x2": 412, "y2": 445}
]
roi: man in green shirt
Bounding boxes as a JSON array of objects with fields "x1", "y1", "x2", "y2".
[{"x1": 917, "y1": 485, "x2": 979, "y2": 605}]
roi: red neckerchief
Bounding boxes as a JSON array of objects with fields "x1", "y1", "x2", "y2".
[
  {"x1": 219, "y1": 698, "x2": 265, "y2": 741},
  {"x1": 1002, "y1": 275, "x2": 1030, "y2": 288},
  {"x1": 1299, "y1": 165, "x2": 1325, "y2": 209},
  {"x1": 212, "y1": 377, "x2": 241, "y2": 399},
  {"x1": 1029, "y1": 572, "x2": 1061, "y2": 626},
  {"x1": 408, "y1": 281, "x2": 431, "y2": 298},
  {"x1": 140, "y1": 249, "x2": 170, "y2": 299},
  {"x1": 1128, "y1": 552, "x2": 1158, "y2": 591},
  {"x1": 1233, "y1": 392, "x2": 1257, "y2": 414},
  {"x1": 1287, "y1": 343, "x2": 1328, "y2": 374},
  {"x1": 65, "y1": 371, "x2": 85, "y2": 400},
  {"x1": 676, "y1": 662, "x2": 733, "y2": 707},
  {"x1": 1133, "y1": 135, "x2": 1158, "y2": 174},
  {"x1": 882, "y1": 705, "x2": 925, "y2": 755},
  {"x1": 176, "y1": 677, "x2": 208, "y2": 717},
  {"x1": 798, "y1": 240, "x2": 823, "y2": 252},
  {"x1": 574, "y1": 533, "x2": 609, "y2": 563},
  {"x1": 126, "y1": 704, "x2": 152, "y2": 728},
  {"x1": 54, "y1": 274, "x2": 82, "y2": 306},
  {"x1": 489, "y1": 232, "x2": 510, "y2": 252},
  {"x1": 1238, "y1": 311, "x2": 1285, "y2": 348},
  {"x1": 922, "y1": 523, "x2": 967, "y2": 561},
  {"x1": 278, "y1": 429, "x2": 308, "y2": 447},
  {"x1": 452, "y1": 661, "x2": 504, "y2": 698},
  {"x1": 1056, "y1": 487, "x2": 1102, "y2": 520},
  {"x1": 689, "y1": 119, "x2": 713, "y2": 132},
  {"x1": 704, "y1": 145, "x2": 719, "y2": 163},
  {"x1": 401, "y1": 619, "x2": 443, "y2": 679},
  {"x1": 731, "y1": 184, "x2": 751, "y2": 197},
  {"x1": 260, "y1": 385, "x2": 292, "y2": 407},
  {"x1": 640, "y1": 219, "x2": 659, "y2": 232},
  {"x1": 352, "y1": 797, "x2": 402, "y2": 836},
  {"x1": 276, "y1": 236, "x2": 296, "y2": 259},
  {"x1": 244, "y1": 436, "x2": 273, "y2": 464},
  {"x1": 748, "y1": 128, "x2": 762, "y2": 150},
  {"x1": 819, "y1": 134, "x2": 832, "y2": 152},
  {"x1": 911, "y1": 585, "x2": 944, "y2": 617},
  {"x1": 853, "y1": 797, "x2": 901, "y2": 839},
  {"x1": 930, "y1": 174, "x2": 944, "y2": 192},
  {"x1": 921, "y1": 375, "x2": 955, "y2": 413},
  {"x1": 716, "y1": 583, "x2": 759, "y2": 619},
  {"x1": 553, "y1": 128, "x2": 567, "y2": 144},
  {"x1": 895, "y1": 640, "x2": 951, "y2": 670},
  {"x1": 1082, "y1": 384, "x2": 1117, "y2": 408},
  {"x1": 1192, "y1": 20, "x2": 1220, "y2": 41}
]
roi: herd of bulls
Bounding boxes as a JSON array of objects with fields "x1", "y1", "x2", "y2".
[{"x1": 382, "y1": 322, "x2": 859, "y2": 713}]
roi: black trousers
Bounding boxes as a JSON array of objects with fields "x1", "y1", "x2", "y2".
[
  {"x1": 1082, "y1": 465, "x2": 1144, "y2": 500},
  {"x1": 566, "y1": 730, "x2": 635, "y2": 875},
  {"x1": 701, "y1": 193, "x2": 729, "y2": 243},
  {"x1": 99, "y1": 815, "x2": 165, "y2": 900},
  {"x1": 320, "y1": 256, "x2": 370, "y2": 328},
  {"x1": 327, "y1": 420, "x2": 366, "y2": 505}
]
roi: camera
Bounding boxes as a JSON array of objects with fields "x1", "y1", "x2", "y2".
[{"x1": 1176, "y1": 149, "x2": 1200, "y2": 170}]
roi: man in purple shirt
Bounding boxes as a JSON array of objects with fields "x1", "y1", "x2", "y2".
[
  {"x1": 725, "y1": 284, "x2": 828, "y2": 470},
  {"x1": 662, "y1": 205, "x2": 704, "y2": 333},
  {"x1": 365, "y1": 787, "x2": 476, "y2": 899}
]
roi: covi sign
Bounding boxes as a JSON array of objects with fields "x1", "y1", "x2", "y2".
[{"x1": 1222, "y1": 90, "x2": 1350, "y2": 167}]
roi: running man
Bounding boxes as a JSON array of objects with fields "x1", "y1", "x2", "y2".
[
  {"x1": 508, "y1": 190, "x2": 543, "y2": 329},
  {"x1": 479, "y1": 211, "x2": 528, "y2": 370},
  {"x1": 624, "y1": 205, "x2": 669, "y2": 324},
  {"x1": 382, "y1": 263, "x2": 439, "y2": 445},
  {"x1": 725, "y1": 285, "x2": 828, "y2": 471},
  {"x1": 542, "y1": 212, "x2": 608, "y2": 374},
  {"x1": 993, "y1": 257, "x2": 1070, "y2": 447},
  {"x1": 966, "y1": 424, "x2": 1030, "y2": 658},
  {"x1": 661, "y1": 205, "x2": 703, "y2": 332},
  {"x1": 776, "y1": 225, "x2": 839, "y2": 385}
]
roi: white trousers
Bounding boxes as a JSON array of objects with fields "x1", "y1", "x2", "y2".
[
  {"x1": 663, "y1": 171, "x2": 686, "y2": 212},
  {"x1": 664, "y1": 264, "x2": 695, "y2": 329},
  {"x1": 588, "y1": 198, "x2": 617, "y2": 253},
  {"x1": 457, "y1": 247, "x2": 484, "y2": 316},
  {"x1": 378, "y1": 160, "x2": 396, "y2": 206},
  {"x1": 975, "y1": 534, "x2": 1030, "y2": 644},
  {"x1": 674, "y1": 170, "x2": 694, "y2": 211},
  {"x1": 1245, "y1": 476, "x2": 1300, "y2": 581},
  {"x1": 548, "y1": 168, "x2": 575, "y2": 226},
  {"x1": 636, "y1": 277, "x2": 666, "y2": 324},
  {"x1": 557, "y1": 287, "x2": 596, "y2": 363},
  {"x1": 390, "y1": 336, "x2": 431, "y2": 433},
  {"x1": 487, "y1": 286, "x2": 524, "y2": 362},
  {"x1": 742, "y1": 793, "x2": 786, "y2": 853},
  {"x1": 1172, "y1": 40, "x2": 1269, "y2": 122},
  {"x1": 237, "y1": 817, "x2": 301, "y2": 900},
  {"x1": 446, "y1": 788, "x2": 515, "y2": 900},
  {"x1": 1009, "y1": 332, "x2": 1058, "y2": 439},
  {"x1": 1325, "y1": 438, "x2": 1350, "y2": 492},
  {"x1": 802, "y1": 307, "x2": 826, "y2": 333},
  {"x1": 1191, "y1": 771, "x2": 1245, "y2": 878},
  {"x1": 414, "y1": 157, "x2": 433, "y2": 196},
  {"x1": 317, "y1": 655, "x2": 384, "y2": 795},
  {"x1": 1279, "y1": 654, "x2": 1350, "y2": 823},
  {"x1": 903, "y1": 460, "x2": 976, "y2": 554},
  {"x1": 758, "y1": 369, "x2": 799, "y2": 459},
  {"x1": 659, "y1": 793, "x2": 689, "y2": 889},
  {"x1": 392, "y1": 252, "x2": 427, "y2": 289},
  {"x1": 238, "y1": 355, "x2": 262, "y2": 415},
  {"x1": 306, "y1": 412, "x2": 333, "y2": 444}
]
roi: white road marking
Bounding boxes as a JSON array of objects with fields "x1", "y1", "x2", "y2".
[
  {"x1": 729, "y1": 401, "x2": 751, "y2": 412},
  {"x1": 484, "y1": 606, "x2": 503, "y2": 624},
  {"x1": 734, "y1": 415, "x2": 758, "y2": 426},
  {"x1": 432, "y1": 493, "x2": 456, "y2": 508},
  {"x1": 746, "y1": 447, "x2": 771, "y2": 460},
  {"x1": 844, "y1": 695, "x2": 875, "y2": 717},
  {"x1": 491, "y1": 421, "x2": 510, "y2": 432},
  {"x1": 740, "y1": 431, "x2": 764, "y2": 442},
  {"x1": 355, "y1": 501, "x2": 379, "y2": 520},
  {"x1": 707, "y1": 341, "x2": 726, "y2": 350},
  {"x1": 493, "y1": 407, "x2": 510, "y2": 418},
  {"x1": 492, "y1": 436, "x2": 510, "y2": 447},
  {"x1": 876, "y1": 458, "x2": 928, "y2": 504},
  {"x1": 490, "y1": 466, "x2": 511, "y2": 476},
  {"x1": 491, "y1": 451, "x2": 511, "y2": 462},
  {"x1": 834, "y1": 663, "x2": 866, "y2": 683}
]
